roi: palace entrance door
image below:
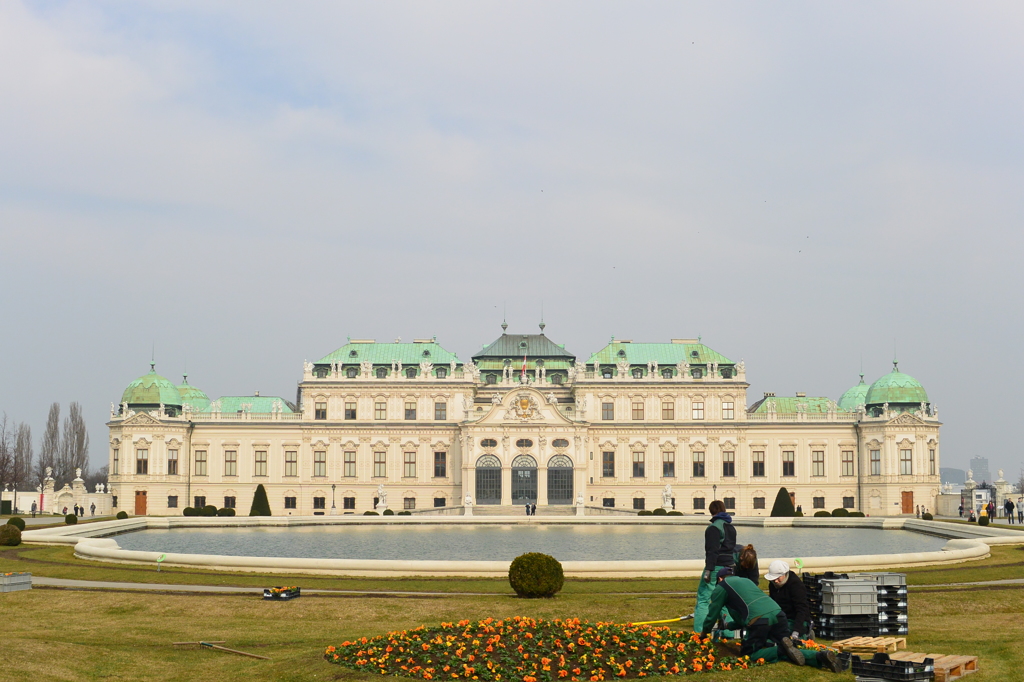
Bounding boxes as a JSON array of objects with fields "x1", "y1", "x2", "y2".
[
  {"x1": 474, "y1": 455, "x2": 502, "y2": 505},
  {"x1": 135, "y1": 490, "x2": 147, "y2": 516},
  {"x1": 511, "y1": 455, "x2": 538, "y2": 505},
  {"x1": 901, "y1": 491, "x2": 914, "y2": 514}
]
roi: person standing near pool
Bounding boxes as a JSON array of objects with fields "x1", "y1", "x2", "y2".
[{"x1": 692, "y1": 500, "x2": 736, "y2": 632}]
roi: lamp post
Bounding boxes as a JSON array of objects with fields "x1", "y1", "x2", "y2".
[
  {"x1": 712, "y1": 484, "x2": 717, "y2": 503},
  {"x1": 331, "y1": 484, "x2": 338, "y2": 516}
]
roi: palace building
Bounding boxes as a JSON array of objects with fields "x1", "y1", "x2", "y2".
[{"x1": 107, "y1": 325, "x2": 941, "y2": 517}]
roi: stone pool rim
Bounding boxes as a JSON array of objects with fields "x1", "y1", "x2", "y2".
[{"x1": 22, "y1": 516, "x2": 1024, "y2": 578}]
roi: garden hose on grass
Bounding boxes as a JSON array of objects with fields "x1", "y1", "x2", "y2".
[{"x1": 629, "y1": 615, "x2": 693, "y2": 626}]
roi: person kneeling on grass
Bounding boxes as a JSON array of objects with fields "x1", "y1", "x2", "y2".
[
  {"x1": 765, "y1": 560, "x2": 813, "y2": 640},
  {"x1": 699, "y1": 568, "x2": 846, "y2": 673}
]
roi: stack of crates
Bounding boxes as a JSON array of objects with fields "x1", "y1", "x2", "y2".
[
  {"x1": 852, "y1": 572, "x2": 909, "y2": 636},
  {"x1": 816, "y1": 577, "x2": 880, "y2": 639},
  {"x1": 802, "y1": 572, "x2": 849, "y2": 621}
]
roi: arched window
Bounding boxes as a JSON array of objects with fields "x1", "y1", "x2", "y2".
[
  {"x1": 436, "y1": 367, "x2": 447, "y2": 379},
  {"x1": 476, "y1": 454, "x2": 501, "y2": 468},
  {"x1": 512, "y1": 454, "x2": 537, "y2": 468},
  {"x1": 551, "y1": 373, "x2": 563, "y2": 384},
  {"x1": 632, "y1": 367, "x2": 643, "y2": 379},
  {"x1": 548, "y1": 454, "x2": 573, "y2": 468},
  {"x1": 346, "y1": 367, "x2": 358, "y2": 378},
  {"x1": 406, "y1": 367, "x2": 417, "y2": 378},
  {"x1": 662, "y1": 368, "x2": 673, "y2": 379},
  {"x1": 602, "y1": 368, "x2": 613, "y2": 379},
  {"x1": 721, "y1": 367, "x2": 733, "y2": 379},
  {"x1": 691, "y1": 367, "x2": 703, "y2": 379},
  {"x1": 315, "y1": 368, "x2": 328, "y2": 378},
  {"x1": 480, "y1": 438, "x2": 498, "y2": 449},
  {"x1": 551, "y1": 439, "x2": 569, "y2": 449},
  {"x1": 515, "y1": 438, "x2": 534, "y2": 448},
  {"x1": 486, "y1": 374, "x2": 497, "y2": 384}
]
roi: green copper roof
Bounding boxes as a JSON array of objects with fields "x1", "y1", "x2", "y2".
[
  {"x1": 586, "y1": 342, "x2": 733, "y2": 366},
  {"x1": 750, "y1": 396, "x2": 840, "y2": 414},
  {"x1": 838, "y1": 375, "x2": 869, "y2": 411},
  {"x1": 473, "y1": 331, "x2": 575, "y2": 361},
  {"x1": 865, "y1": 364, "x2": 928, "y2": 405},
  {"x1": 474, "y1": 359, "x2": 575, "y2": 372},
  {"x1": 177, "y1": 376, "x2": 211, "y2": 412},
  {"x1": 202, "y1": 395, "x2": 294, "y2": 413},
  {"x1": 316, "y1": 341, "x2": 460, "y2": 366},
  {"x1": 121, "y1": 365, "x2": 182, "y2": 407}
]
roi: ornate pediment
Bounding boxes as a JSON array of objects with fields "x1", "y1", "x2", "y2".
[
  {"x1": 888, "y1": 412, "x2": 926, "y2": 426},
  {"x1": 121, "y1": 412, "x2": 162, "y2": 427},
  {"x1": 504, "y1": 392, "x2": 542, "y2": 421}
]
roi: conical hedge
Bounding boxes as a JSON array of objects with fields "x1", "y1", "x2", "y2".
[
  {"x1": 249, "y1": 483, "x2": 272, "y2": 516},
  {"x1": 770, "y1": 487, "x2": 795, "y2": 517}
]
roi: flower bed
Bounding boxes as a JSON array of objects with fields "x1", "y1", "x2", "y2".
[{"x1": 325, "y1": 617, "x2": 754, "y2": 680}]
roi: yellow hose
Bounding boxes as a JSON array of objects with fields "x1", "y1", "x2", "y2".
[{"x1": 629, "y1": 617, "x2": 685, "y2": 625}]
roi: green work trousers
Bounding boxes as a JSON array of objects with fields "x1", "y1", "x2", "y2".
[{"x1": 693, "y1": 578, "x2": 729, "y2": 633}]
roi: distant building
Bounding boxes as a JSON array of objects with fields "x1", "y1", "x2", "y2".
[
  {"x1": 969, "y1": 456, "x2": 991, "y2": 484},
  {"x1": 940, "y1": 467, "x2": 966, "y2": 485}
]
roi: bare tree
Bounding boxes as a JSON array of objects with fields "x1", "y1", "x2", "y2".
[
  {"x1": 13, "y1": 422, "x2": 33, "y2": 513},
  {"x1": 0, "y1": 414, "x2": 13, "y2": 505},
  {"x1": 63, "y1": 402, "x2": 90, "y2": 483},
  {"x1": 36, "y1": 402, "x2": 60, "y2": 488},
  {"x1": 83, "y1": 465, "x2": 108, "y2": 493}
]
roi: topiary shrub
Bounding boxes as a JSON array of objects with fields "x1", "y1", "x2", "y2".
[
  {"x1": 64, "y1": 513, "x2": 78, "y2": 525},
  {"x1": 383, "y1": 509, "x2": 395, "y2": 516},
  {"x1": 201, "y1": 505, "x2": 218, "y2": 517},
  {"x1": 831, "y1": 508, "x2": 850, "y2": 517},
  {"x1": 363, "y1": 511, "x2": 379, "y2": 516},
  {"x1": 637, "y1": 509, "x2": 653, "y2": 516},
  {"x1": 770, "y1": 488, "x2": 795, "y2": 517},
  {"x1": 182, "y1": 507, "x2": 197, "y2": 516},
  {"x1": 979, "y1": 515, "x2": 990, "y2": 526},
  {"x1": 6, "y1": 517, "x2": 26, "y2": 531},
  {"x1": 0, "y1": 524, "x2": 21, "y2": 546},
  {"x1": 848, "y1": 511, "x2": 865, "y2": 517},
  {"x1": 249, "y1": 484, "x2": 272, "y2": 516},
  {"x1": 652, "y1": 507, "x2": 668, "y2": 516},
  {"x1": 667, "y1": 511, "x2": 683, "y2": 516},
  {"x1": 116, "y1": 511, "x2": 128, "y2": 520},
  {"x1": 921, "y1": 512, "x2": 933, "y2": 520},
  {"x1": 793, "y1": 510, "x2": 803, "y2": 517},
  {"x1": 508, "y1": 552, "x2": 564, "y2": 598},
  {"x1": 216, "y1": 507, "x2": 236, "y2": 517},
  {"x1": 814, "y1": 511, "x2": 831, "y2": 517}
]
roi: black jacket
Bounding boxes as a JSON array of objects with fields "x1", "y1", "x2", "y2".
[
  {"x1": 734, "y1": 563, "x2": 760, "y2": 585},
  {"x1": 767, "y1": 571, "x2": 812, "y2": 634},
  {"x1": 704, "y1": 514, "x2": 737, "y2": 574}
]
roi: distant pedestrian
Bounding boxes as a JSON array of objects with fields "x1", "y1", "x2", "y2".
[
  {"x1": 31, "y1": 501, "x2": 37, "y2": 518},
  {"x1": 531, "y1": 503, "x2": 537, "y2": 516},
  {"x1": 525, "y1": 503, "x2": 531, "y2": 516},
  {"x1": 1005, "y1": 499, "x2": 1015, "y2": 525},
  {"x1": 958, "y1": 504, "x2": 964, "y2": 518},
  {"x1": 1018, "y1": 497, "x2": 1023, "y2": 524},
  {"x1": 915, "y1": 505, "x2": 920, "y2": 518},
  {"x1": 90, "y1": 503, "x2": 96, "y2": 516}
]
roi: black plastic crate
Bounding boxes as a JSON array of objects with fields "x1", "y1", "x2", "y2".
[
  {"x1": 819, "y1": 614, "x2": 881, "y2": 624},
  {"x1": 820, "y1": 626, "x2": 881, "y2": 639},
  {"x1": 851, "y1": 653, "x2": 932, "y2": 681}
]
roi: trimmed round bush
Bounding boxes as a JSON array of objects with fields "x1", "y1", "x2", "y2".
[
  {"x1": 793, "y1": 510, "x2": 803, "y2": 517},
  {"x1": 814, "y1": 510, "x2": 831, "y2": 517},
  {"x1": 383, "y1": 509, "x2": 395, "y2": 516},
  {"x1": 508, "y1": 552, "x2": 564, "y2": 598},
  {"x1": 921, "y1": 512, "x2": 933, "y2": 520},
  {"x1": 979, "y1": 515, "x2": 990, "y2": 526},
  {"x1": 397, "y1": 510, "x2": 412, "y2": 516},
  {"x1": 182, "y1": 507, "x2": 197, "y2": 516},
  {"x1": 637, "y1": 509, "x2": 653, "y2": 516},
  {"x1": 65, "y1": 513, "x2": 78, "y2": 525},
  {"x1": 667, "y1": 511, "x2": 683, "y2": 516},
  {"x1": 0, "y1": 524, "x2": 21, "y2": 546},
  {"x1": 848, "y1": 511, "x2": 865, "y2": 517},
  {"x1": 831, "y1": 508, "x2": 850, "y2": 517},
  {"x1": 363, "y1": 511, "x2": 379, "y2": 516},
  {"x1": 6, "y1": 517, "x2": 26, "y2": 531},
  {"x1": 216, "y1": 507, "x2": 236, "y2": 517},
  {"x1": 201, "y1": 505, "x2": 218, "y2": 517},
  {"x1": 652, "y1": 507, "x2": 668, "y2": 516},
  {"x1": 116, "y1": 511, "x2": 128, "y2": 520}
]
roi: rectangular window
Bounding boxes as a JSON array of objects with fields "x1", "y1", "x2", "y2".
[
  {"x1": 662, "y1": 402, "x2": 674, "y2": 420},
  {"x1": 313, "y1": 497, "x2": 326, "y2": 510},
  {"x1": 223, "y1": 496, "x2": 236, "y2": 509},
  {"x1": 900, "y1": 449, "x2": 913, "y2": 475},
  {"x1": 632, "y1": 452, "x2": 645, "y2": 478},
  {"x1": 693, "y1": 497, "x2": 705, "y2": 510},
  {"x1": 373, "y1": 451, "x2": 386, "y2": 477},
  {"x1": 284, "y1": 497, "x2": 297, "y2": 509},
  {"x1": 722, "y1": 401, "x2": 735, "y2": 420},
  {"x1": 284, "y1": 451, "x2": 298, "y2": 477},
  {"x1": 841, "y1": 451, "x2": 855, "y2": 477},
  {"x1": 753, "y1": 496, "x2": 766, "y2": 510},
  {"x1": 870, "y1": 449, "x2": 881, "y2": 475},
  {"x1": 720, "y1": 451, "x2": 734, "y2": 477},
  {"x1": 632, "y1": 498, "x2": 645, "y2": 510},
  {"x1": 433, "y1": 452, "x2": 447, "y2": 478},
  {"x1": 345, "y1": 402, "x2": 357, "y2": 420},
  {"x1": 603, "y1": 498, "x2": 615, "y2": 508},
  {"x1": 254, "y1": 450, "x2": 268, "y2": 477},
  {"x1": 404, "y1": 452, "x2": 416, "y2": 478},
  {"x1": 135, "y1": 449, "x2": 148, "y2": 475},
  {"x1": 434, "y1": 402, "x2": 447, "y2": 420},
  {"x1": 812, "y1": 451, "x2": 825, "y2": 477},
  {"x1": 314, "y1": 451, "x2": 327, "y2": 477},
  {"x1": 813, "y1": 496, "x2": 825, "y2": 509},
  {"x1": 224, "y1": 450, "x2": 237, "y2": 476},
  {"x1": 723, "y1": 497, "x2": 736, "y2": 510},
  {"x1": 403, "y1": 497, "x2": 416, "y2": 510},
  {"x1": 602, "y1": 451, "x2": 615, "y2": 477},
  {"x1": 193, "y1": 496, "x2": 205, "y2": 509},
  {"x1": 315, "y1": 402, "x2": 327, "y2": 420},
  {"x1": 602, "y1": 402, "x2": 614, "y2": 420},
  {"x1": 692, "y1": 452, "x2": 705, "y2": 478},
  {"x1": 692, "y1": 402, "x2": 705, "y2": 420},
  {"x1": 782, "y1": 450, "x2": 795, "y2": 477},
  {"x1": 167, "y1": 495, "x2": 178, "y2": 508},
  {"x1": 344, "y1": 451, "x2": 356, "y2": 477},
  {"x1": 194, "y1": 450, "x2": 207, "y2": 476},
  {"x1": 405, "y1": 402, "x2": 417, "y2": 420},
  {"x1": 112, "y1": 495, "x2": 118, "y2": 508},
  {"x1": 632, "y1": 401, "x2": 644, "y2": 420},
  {"x1": 113, "y1": 448, "x2": 119, "y2": 475},
  {"x1": 752, "y1": 451, "x2": 765, "y2": 477},
  {"x1": 433, "y1": 497, "x2": 446, "y2": 508},
  {"x1": 167, "y1": 449, "x2": 178, "y2": 475},
  {"x1": 843, "y1": 496, "x2": 855, "y2": 509},
  {"x1": 929, "y1": 449, "x2": 936, "y2": 476},
  {"x1": 343, "y1": 497, "x2": 356, "y2": 509},
  {"x1": 662, "y1": 451, "x2": 675, "y2": 478},
  {"x1": 375, "y1": 401, "x2": 387, "y2": 420}
]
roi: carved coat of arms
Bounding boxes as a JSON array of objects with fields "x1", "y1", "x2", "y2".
[{"x1": 505, "y1": 393, "x2": 541, "y2": 421}]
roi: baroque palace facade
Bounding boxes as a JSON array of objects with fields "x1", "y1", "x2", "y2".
[{"x1": 107, "y1": 326, "x2": 941, "y2": 517}]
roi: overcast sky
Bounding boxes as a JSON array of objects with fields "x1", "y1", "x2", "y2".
[{"x1": 1, "y1": 1, "x2": 1021, "y2": 478}]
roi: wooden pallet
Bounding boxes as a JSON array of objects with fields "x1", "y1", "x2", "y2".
[
  {"x1": 888, "y1": 652, "x2": 979, "y2": 682},
  {"x1": 831, "y1": 636, "x2": 907, "y2": 654}
]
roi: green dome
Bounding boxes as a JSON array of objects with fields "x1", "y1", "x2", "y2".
[
  {"x1": 177, "y1": 375, "x2": 210, "y2": 412},
  {"x1": 865, "y1": 363, "x2": 928, "y2": 406},
  {"x1": 121, "y1": 364, "x2": 182, "y2": 408},
  {"x1": 838, "y1": 374, "x2": 869, "y2": 411}
]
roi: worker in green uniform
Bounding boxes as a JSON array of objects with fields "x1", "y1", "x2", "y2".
[
  {"x1": 699, "y1": 568, "x2": 846, "y2": 673},
  {"x1": 692, "y1": 500, "x2": 736, "y2": 632}
]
